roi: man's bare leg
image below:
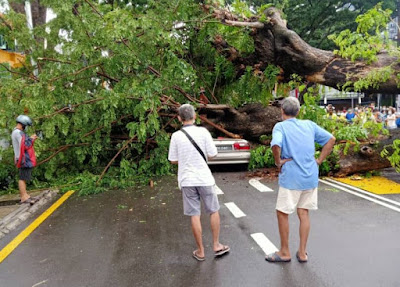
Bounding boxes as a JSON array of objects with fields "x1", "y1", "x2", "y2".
[
  {"x1": 276, "y1": 210, "x2": 291, "y2": 259},
  {"x1": 210, "y1": 211, "x2": 225, "y2": 251},
  {"x1": 297, "y1": 208, "x2": 310, "y2": 260},
  {"x1": 19, "y1": 180, "x2": 30, "y2": 202},
  {"x1": 191, "y1": 215, "x2": 204, "y2": 257}
]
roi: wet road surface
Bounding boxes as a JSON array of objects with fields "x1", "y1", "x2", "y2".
[{"x1": 0, "y1": 171, "x2": 399, "y2": 287}]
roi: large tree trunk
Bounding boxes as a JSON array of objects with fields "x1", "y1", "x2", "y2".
[
  {"x1": 213, "y1": 7, "x2": 400, "y2": 94},
  {"x1": 198, "y1": 103, "x2": 281, "y2": 140},
  {"x1": 196, "y1": 103, "x2": 398, "y2": 177},
  {"x1": 334, "y1": 130, "x2": 400, "y2": 177}
]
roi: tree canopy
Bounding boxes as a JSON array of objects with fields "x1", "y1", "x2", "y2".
[
  {"x1": 227, "y1": 0, "x2": 397, "y2": 50},
  {"x1": 0, "y1": 0, "x2": 399, "y2": 193}
]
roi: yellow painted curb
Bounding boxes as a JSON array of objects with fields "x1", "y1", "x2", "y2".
[
  {"x1": 0, "y1": 190, "x2": 75, "y2": 264},
  {"x1": 335, "y1": 177, "x2": 400, "y2": 195}
]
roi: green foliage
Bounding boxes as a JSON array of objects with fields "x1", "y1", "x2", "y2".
[
  {"x1": 248, "y1": 145, "x2": 275, "y2": 170},
  {"x1": 231, "y1": 0, "x2": 253, "y2": 18},
  {"x1": 259, "y1": 134, "x2": 272, "y2": 142},
  {"x1": 217, "y1": 26, "x2": 255, "y2": 55},
  {"x1": 381, "y1": 140, "x2": 400, "y2": 172},
  {"x1": 228, "y1": 0, "x2": 396, "y2": 50},
  {"x1": 218, "y1": 65, "x2": 279, "y2": 107},
  {"x1": 298, "y1": 86, "x2": 326, "y2": 123},
  {"x1": 0, "y1": 0, "x2": 206, "y2": 191},
  {"x1": 363, "y1": 121, "x2": 389, "y2": 137},
  {"x1": 328, "y1": 3, "x2": 392, "y2": 64},
  {"x1": 334, "y1": 125, "x2": 368, "y2": 142},
  {"x1": 353, "y1": 66, "x2": 393, "y2": 92},
  {"x1": 315, "y1": 146, "x2": 340, "y2": 176}
]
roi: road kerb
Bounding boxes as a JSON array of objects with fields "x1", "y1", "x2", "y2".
[{"x1": 0, "y1": 190, "x2": 75, "y2": 264}]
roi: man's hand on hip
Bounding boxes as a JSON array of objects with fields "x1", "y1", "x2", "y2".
[{"x1": 276, "y1": 158, "x2": 292, "y2": 173}]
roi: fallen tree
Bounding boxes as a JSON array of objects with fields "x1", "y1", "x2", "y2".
[
  {"x1": 1, "y1": 1, "x2": 399, "y2": 191},
  {"x1": 212, "y1": 6, "x2": 400, "y2": 94},
  {"x1": 334, "y1": 130, "x2": 400, "y2": 177}
]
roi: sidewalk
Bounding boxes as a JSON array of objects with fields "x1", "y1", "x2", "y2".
[
  {"x1": 0, "y1": 189, "x2": 58, "y2": 240},
  {"x1": 0, "y1": 190, "x2": 42, "y2": 220}
]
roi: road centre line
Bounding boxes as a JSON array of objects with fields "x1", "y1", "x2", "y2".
[
  {"x1": 251, "y1": 233, "x2": 278, "y2": 255},
  {"x1": 0, "y1": 190, "x2": 75, "y2": 264},
  {"x1": 224, "y1": 202, "x2": 246, "y2": 218},
  {"x1": 323, "y1": 178, "x2": 400, "y2": 207},
  {"x1": 320, "y1": 179, "x2": 400, "y2": 213},
  {"x1": 249, "y1": 178, "x2": 274, "y2": 192},
  {"x1": 215, "y1": 185, "x2": 224, "y2": 195}
]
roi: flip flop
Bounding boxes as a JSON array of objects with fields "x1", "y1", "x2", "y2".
[
  {"x1": 214, "y1": 245, "x2": 230, "y2": 257},
  {"x1": 265, "y1": 252, "x2": 291, "y2": 263},
  {"x1": 192, "y1": 251, "x2": 205, "y2": 262},
  {"x1": 296, "y1": 251, "x2": 308, "y2": 263},
  {"x1": 20, "y1": 197, "x2": 38, "y2": 205}
]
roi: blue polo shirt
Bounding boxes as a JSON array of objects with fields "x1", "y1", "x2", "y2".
[{"x1": 271, "y1": 118, "x2": 333, "y2": 190}]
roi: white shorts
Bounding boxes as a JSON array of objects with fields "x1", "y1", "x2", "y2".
[{"x1": 276, "y1": 186, "x2": 318, "y2": 214}]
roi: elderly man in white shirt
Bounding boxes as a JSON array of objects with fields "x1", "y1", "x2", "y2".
[{"x1": 168, "y1": 104, "x2": 230, "y2": 261}]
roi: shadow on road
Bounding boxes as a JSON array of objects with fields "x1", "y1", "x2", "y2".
[{"x1": 209, "y1": 164, "x2": 249, "y2": 173}]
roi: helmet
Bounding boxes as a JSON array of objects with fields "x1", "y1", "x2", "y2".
[{"x1": 16, "y1": 115, "x2": 33, "y2": 126}]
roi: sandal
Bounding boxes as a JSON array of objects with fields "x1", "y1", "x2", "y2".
[
  {"x1": 214, "y1": 245, "x2": 230, "y2": 257},
  {"x1": 265, "y1": 252, "x2": 291, "y2": 263},
  {"x1": 20, "y1": 196, "x2": 39, "y2": 205},
  {"x1": 296, "y1": 251, "x2": 308, "y2": 263},
  {"x1": 192, "y1": 250, "x2": 205, "y2": 261}
]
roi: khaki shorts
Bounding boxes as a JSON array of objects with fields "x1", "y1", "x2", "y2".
[
  {"x1": 276, "y1": 186, "x2": 318, "y2": 214},
  {"x1": 181, "y1": 186, "x2": 220, "y2": 216}
]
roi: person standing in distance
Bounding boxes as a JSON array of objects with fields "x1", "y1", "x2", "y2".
[
  {"x1": 266, "y1": 97, "x2": 336, "y2": 263},
  {"x1": 168, "y1": 104, "x2": 230, "y2": 261},
  {"x1": 11, "y1": 115, "x2": 38, "y2": 205}
]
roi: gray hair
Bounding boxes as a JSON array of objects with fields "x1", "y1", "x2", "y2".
[
  {"x1": 281, "y1": 97, "x2": 300, "y2": 117},
  {"x1": 178, "y1": 104, "x2": 195, "y2": 121}
]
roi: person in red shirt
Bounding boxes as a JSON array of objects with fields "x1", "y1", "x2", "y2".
[{"x1": 11, "y1": 115, "x2": 38, "y2": 204}]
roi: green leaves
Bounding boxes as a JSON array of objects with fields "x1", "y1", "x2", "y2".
[
  {"x1": 0, "y1": 0, "x2": 206, "y2": 190},
  {"x1": 381, "y1": 140, "x2": 400, "y2": 172},
  {"x1": 328, "y1": 3, "x2": 392, "y2": 64},
  {"x1": 249, "y1": 145, "x2": 275, "y2": 170}
]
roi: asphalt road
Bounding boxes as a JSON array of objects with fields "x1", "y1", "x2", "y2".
[{"x1": 0, "y1": 170, "x2": 399, "y2": 287}]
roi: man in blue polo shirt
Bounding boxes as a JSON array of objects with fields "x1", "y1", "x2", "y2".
[{"x1": 266, "y1": 97, "x2": 336, "y2": 263}]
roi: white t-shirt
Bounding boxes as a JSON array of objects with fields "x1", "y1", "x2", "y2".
[
  {"x1": 168, "y1": 125, "x2": 218, "y2": 187},
  {"x1": 387, "y1": 114, "x2": 397, "y2": 129}
]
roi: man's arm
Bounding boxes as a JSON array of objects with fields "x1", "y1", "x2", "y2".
[
  {"x1": 272, "y1": 145, "x2": 292, "y2": 173},
  {"x1": 168, "y1": 134, "x2": 178, "y2": 165},
  {"x1": 316, "y1": 136, "x2": 336, "y2": 165}
]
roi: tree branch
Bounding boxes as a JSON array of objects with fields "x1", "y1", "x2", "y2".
[
  {"x1": 84, "y1": 0, "x2": 103, "y2": 17},
  {"x1": 0, "y1": 13, "x2": 13, "y2": 30},
  {"x1": 36, "y1": 98, "x2": 104, "y2": 120},
  {"x1": 198, "y1": 114, "x2": 241, "y2": 139},
  {"x1": 97, "y1": 136, "x2": 137, "y2": 184},
  {"x1": 37, "y1": 143, "x2": 89, "y2": 166},
  {"x1": 37, "y1": 57, "x2": 73, "y2": 64},
  {"x1": 83, "y1": 114, "x2": 131, "y2": 137},
  {"x1": 50, "y1": 63, "x2": 102, "y2": 82},
  {"x1": 223, "y1": 19, "x2": 264, "y2": 28},
  {"x1": 0, "y1": 63, "x2": 38, "y2": 81}
]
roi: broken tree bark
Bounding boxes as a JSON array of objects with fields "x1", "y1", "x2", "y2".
[
  {"x1": 335, "y1": 129, "x2": 400, "y2": 177},
  {"x1": 334, "y1": 130, "x2": 400, "y2": 177},
  {"x1": 213, "y1": 7, "x2": 400, "y2": 94},
  {"x1": 198, "y1": 103, "x2": 281, "y2": 140}
]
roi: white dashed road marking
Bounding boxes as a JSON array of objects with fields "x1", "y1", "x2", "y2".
[
  {"x1": 249, "y1": 178, "x2": 274, "y2": 192},
  {"x1": 224, "y1": 202, "x2": 246, "y2": 218},
  {"x1": 251, "y1": 233, "x2": 279, "y2": 255},
  {"x1": 215, "y1": 185, "x2": 224, "y2": 195}
]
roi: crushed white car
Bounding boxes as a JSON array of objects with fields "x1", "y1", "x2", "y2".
[{"x1": 208, "y1": 138, "x2": 251, "y2": 165}]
